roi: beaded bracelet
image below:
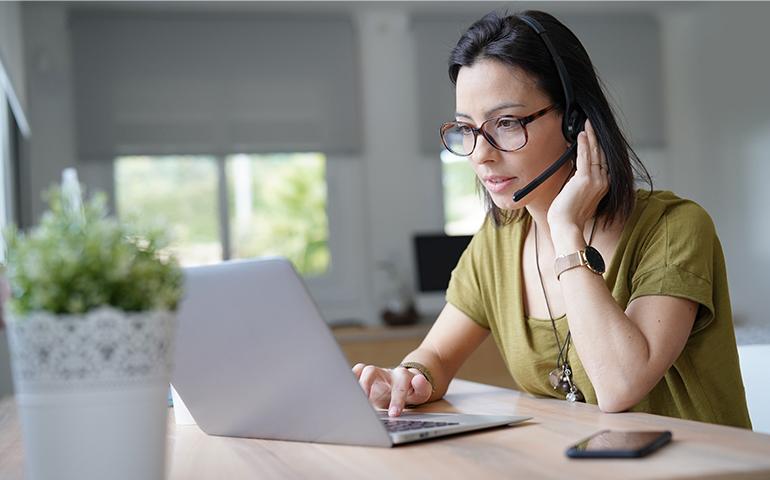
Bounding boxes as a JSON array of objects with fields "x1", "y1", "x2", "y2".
[{"x1": 398, "y1": 361, "x2": 436, "y2": 397}]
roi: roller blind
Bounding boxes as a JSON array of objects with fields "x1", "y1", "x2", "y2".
[
  {"x1": 70, "y1": 12, "x2": 361, "y2": 161},
  {"x1": 413, "y1": 13, "x2": 664, "y2": 154}
]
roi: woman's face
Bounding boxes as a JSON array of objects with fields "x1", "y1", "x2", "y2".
[{"x1": 454, "y1": 58, "x2": 570, "y2": 211}]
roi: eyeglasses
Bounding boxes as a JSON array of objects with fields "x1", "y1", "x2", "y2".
[{"x1": 440, "y1": 105, "x2": 556, "y2": 156}]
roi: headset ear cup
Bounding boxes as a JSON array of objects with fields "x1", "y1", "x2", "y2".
[
  {"x1": 562, "y1": 108, "x2": 575, "y2": 143},
  {"x1": 563, "y1": 108, "x2": 586, "y2": 144}
]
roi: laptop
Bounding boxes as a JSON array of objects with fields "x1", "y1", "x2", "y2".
[{"x1": 171, "y1": 257, "x2": 530, "y2": 447}]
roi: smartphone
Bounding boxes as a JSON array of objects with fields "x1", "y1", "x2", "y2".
[{"x1": 566, "y1": 430, "x2": 672, "y2": 458}]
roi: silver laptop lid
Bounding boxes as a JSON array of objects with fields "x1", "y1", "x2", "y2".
[{"x1": 171, "y1": 258, "x2": 392, "y2": 447}]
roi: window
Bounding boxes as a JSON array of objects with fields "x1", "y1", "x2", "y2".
[
  {"x1": 115, "y1": 156, "x2": 221, "y2": 266},
  {"x1": 441, "y1": 149, "x2": 485, "y2": 235},
  {"x1": 115, "y1": 153, "x2": 330, "y2": 276},
  {"x1": 226, "y1": 153, "x2": 329, "y2": 276}
]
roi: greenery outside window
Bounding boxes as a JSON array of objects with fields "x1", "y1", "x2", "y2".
[
  {"x1": 441, "y1": 149, "x2": 485, "y2": 236},
  {"x1": 115, "y1": 153, "x2": 330, "y2": 276},
  {"x1": 226, "y1": 153, "x2": 329, "y2": 276}
]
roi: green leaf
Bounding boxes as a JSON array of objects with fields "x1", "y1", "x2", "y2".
[{"x1": 2, "y1": 185, "x2": 183, "y2": 316}]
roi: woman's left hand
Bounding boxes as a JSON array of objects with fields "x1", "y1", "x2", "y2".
[{"x1": 547, "y1": 118, "x2": 610, "y2": 235}]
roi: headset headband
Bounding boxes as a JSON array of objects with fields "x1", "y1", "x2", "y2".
[{"x1": 517, "y1": 14, "x2": 580, "y2": 140}]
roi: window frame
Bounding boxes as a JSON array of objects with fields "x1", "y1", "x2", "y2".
[
  {"x1": 110, "y1": 151, "x2": 367, "y2": 320},
  {"x1": 0, "y1": 93, "x2": 13, "y2": 251}
]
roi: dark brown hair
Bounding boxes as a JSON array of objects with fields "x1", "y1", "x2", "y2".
[{"x1": 448, "y1": 10, "x2": 652, "y2": 227}]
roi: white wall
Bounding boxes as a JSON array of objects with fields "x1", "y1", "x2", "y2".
[
  {"x1": 10, "y1": 2, "x2": 770, "y2": 337},
  {"x1": 354, "y1": 7, "x2": 445, "y2": 322},
  {"x1": 660, "y1": 3, "x2": 770, "y2": 336},
  {"x1": 18, "y1": 3, "x2": 77, "y2": 227}
]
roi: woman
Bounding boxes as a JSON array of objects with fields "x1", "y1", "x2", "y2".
[{"x1": 353, "y1": 10, "x2": 751, "y2": 428}]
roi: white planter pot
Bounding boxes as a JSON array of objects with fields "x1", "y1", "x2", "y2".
[{"x1": 5, "y1": 306, "x2": 176, "y2": 480}]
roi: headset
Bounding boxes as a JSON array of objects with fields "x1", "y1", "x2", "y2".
[{"x1": 511, "y1": 14, "x2": 587, "y2": 202}]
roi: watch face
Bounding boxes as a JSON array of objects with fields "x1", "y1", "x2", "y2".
[{"x1": 584, "y1": 246, "x2": 606, "y2": 274}]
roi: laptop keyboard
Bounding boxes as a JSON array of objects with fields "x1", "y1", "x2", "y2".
[{"x1": 382, "y1": 419, "x2": 460, "y2": 433}]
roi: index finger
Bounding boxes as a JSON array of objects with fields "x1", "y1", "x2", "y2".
[
  {"x1": 575, "y1": 120, "x2": 590, "y2": 175},
  {"x1": 388, "y1": 367, "x2": 412, "y2": 417}
]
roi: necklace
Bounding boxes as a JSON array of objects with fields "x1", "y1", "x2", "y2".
[{"x1": 533, "y1": 218, "x2": 597, "y2": 403}]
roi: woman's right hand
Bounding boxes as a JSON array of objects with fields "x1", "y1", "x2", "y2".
[{"x1": 352, "y1": 363, "x2": 433, "y2": 417}]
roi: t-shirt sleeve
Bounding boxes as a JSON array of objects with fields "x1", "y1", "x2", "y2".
[
  {"x1": 445, "y1": 218, "x2": 490, "y2": 329},
  {"x1": 628, "y1": 201, "x2": 718, "y2": 335}
]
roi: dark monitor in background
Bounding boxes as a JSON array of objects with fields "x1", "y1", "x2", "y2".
[{"x1": 413, "y1": 233, "x2": 472, "y2": 315}]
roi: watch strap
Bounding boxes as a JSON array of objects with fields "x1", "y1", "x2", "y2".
[
  {"x1": 554, "y1": 251, "x2": 586, "y2": 280},
  {"x1": 555, "y1": 246, "x2": 606, "y2": 280}
]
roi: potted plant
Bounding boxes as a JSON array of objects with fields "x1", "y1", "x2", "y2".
[{"x1": 1, "y1": 169, "x2": 183, "y2": 480}]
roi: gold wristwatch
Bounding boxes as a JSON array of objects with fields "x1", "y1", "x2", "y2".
[{"x1": 554, "y1": 246, "x2": 605, "y2": 280}]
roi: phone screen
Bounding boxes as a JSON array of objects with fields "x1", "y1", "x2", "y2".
[{"x1": 567, "y1": 430, "x2": 672, "y2": 458}]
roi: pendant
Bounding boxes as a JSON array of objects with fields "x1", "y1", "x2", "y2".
[
  {"x1": 559, "y1": 367, "x2": 574, "y2": 394},
  {"x1": 548, "y1": 368, "x2": 561, "y2": 389},
  {"x1": 566, "y1": 385, "x2": 585, "y2": 403},
  {"x1": 550, "y1": 364, "x2": 584, "y2": 401},
  {"x1": 550, "y1": 366, "x2": 573, "y2": 394},
  {"x1": 561, "y1": 363, "x2": 585, "y2": 403}
]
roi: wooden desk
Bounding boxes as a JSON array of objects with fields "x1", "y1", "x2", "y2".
[
  {"x1": 333, "y1": 323, "x2": 517, "y2": 390},
  {"x1": 2, "y1": 380, "x2": 770, "y2": 479}
]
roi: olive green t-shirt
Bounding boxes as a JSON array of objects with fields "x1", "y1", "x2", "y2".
[{"x1": 446, "y1": 190, "x2": 751, "y2": 429}]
